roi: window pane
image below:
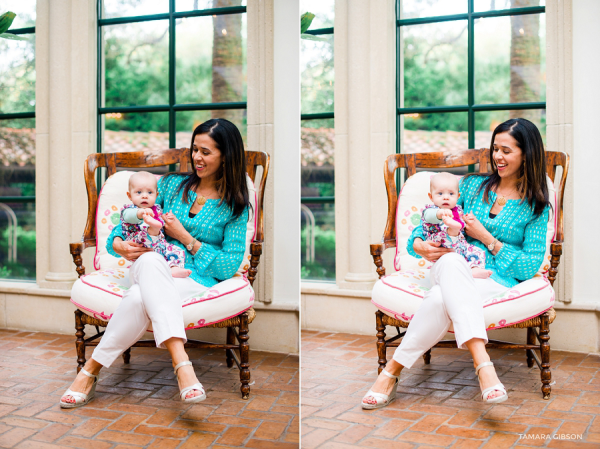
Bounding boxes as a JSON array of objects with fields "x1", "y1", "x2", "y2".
[
  {"x1": 0, "y1": 118, "x2": 35, "y2": 282},
  {"x1": 301, "y1": 202, "x2": 335, "y2": 281},
  {"x1": 176, "y1": 110, "x2": 247, "y2": 146},
  {"x1": 301, "y1": 34, "x2": 334, "y2": 114},
  {"x1": 475, "y1": 110, "x2": 546, "y2": 145},
  {"x1": 176, "y1": 14, "x2": 247, "y2": 104},
  {"x1": 474, "y1": 0, "x2": 545, "y2": 12},
  {"x1": 1, "y1": 0, "x2": 36, "y2": 28},
  {"x1": 103, "y1": 21, "x2": 169, "y2": 108},
  {"x1": 0, "y1": 201, "x2": 35, "y2": 281},
  {"x1": 475, "y1": 14, "x2": 545, "y2": 104},
  {"x1": 102, "y1": 0, "x2": 168, "y2": 19},
  {"x1": 102, "y1": 112, "x2": 169, "y2": 153},
  {"x1": 176, "y1": 0, "x2": 246, "y2": 12},
  {"x1": 402, "y1": 21, "x2": 468, "y2": 108},
  {"x1": 301, "y1": 0, "x2": 334, "y2": 29},
  {"x1": 402, "y1": 112, "x2": 468, "y2": 153},
  {"x1": 0, "y1": 35, "x2": 35, "y2": 114},
  {"x1": 399, "y1": 0, "x2": 467, "y2": 20}
]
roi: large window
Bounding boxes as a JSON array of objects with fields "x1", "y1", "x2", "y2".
[
  {"x1": 0, "y1": 2, "x2": 36, "y2": 281},
  {"x1": 301, "y1": 0, "x2": 334, "y2": 281},
  {"x1": 98, "y1": 0, "x2": 247, "y2": 174},
  {"x1": 397, "y1": 0, "x2": 546, "y2": 162}
]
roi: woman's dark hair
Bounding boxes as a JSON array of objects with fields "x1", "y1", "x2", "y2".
[
  {"x1": 167, "y1": 118, "x2": 250, "y2": 218},
  {"x1": 468, "y1": 118, "x2": 550, "y2": 217}
]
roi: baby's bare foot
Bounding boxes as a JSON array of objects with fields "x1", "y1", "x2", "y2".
[
  {"x1": 472, "y1": 268, "x2": 493, "y2": 279},
  {"x1": 144, "y1": 214, "x2": 163, "y2": 236},
  {"x1": 442, "y1": 215, "x2": 462, "y2": 235},
  {"x1": 171, "y1": 267, "x2": 192, "y2": 278}
]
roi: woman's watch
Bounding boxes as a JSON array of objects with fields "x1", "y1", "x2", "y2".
[
  {"x1": 186, "y1": 238, "x2": 197, "y2": 252},
  {"x1": 487, "y1": 238, "x2": 498, "y2": 252}
]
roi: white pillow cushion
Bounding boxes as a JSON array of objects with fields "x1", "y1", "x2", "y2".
[
  {"x1": 372, "y1": 269, "x2": 554, "y2": 331},
  {"x1": 393, "y1": 171, "x2": 557, "y2": 277},
  {"x1": 71, "y1": 268, "x2": 254, "y2": 329},
  {"x1": 94, "y1": 171, "x2": 258, "y2": 276}
]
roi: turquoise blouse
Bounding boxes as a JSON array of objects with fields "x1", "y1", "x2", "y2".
[
  {"x1": 106, "y1": 174, "x2": 249, "y2": 288},
  {"x1": 407, "y1": 175, "x2": 549, "y2": 288}
]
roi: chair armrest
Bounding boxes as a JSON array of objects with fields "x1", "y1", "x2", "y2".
[
  {"x1": 247, "y1": 242, "x2": 263, "y2": 287},
  {"x1": 548, "y1": 241, "x2": 563, "y2": 287},
  {"x1": 69, "y1": 242, "x2": 86, "y2": 278}
]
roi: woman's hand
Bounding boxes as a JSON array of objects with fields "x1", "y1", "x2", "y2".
[
  {"x1": 162, "y1": 212, "x2": 190, "y2": 244},
  {"x1": 113, "y1": 238, "x2": 152, "y2": 261},
  {"x1": 463, "y1": 213, "x2": 492, "y2": 243},
  {"x1": 413, "y1": 238, "x2": 454, "y2": 262}
]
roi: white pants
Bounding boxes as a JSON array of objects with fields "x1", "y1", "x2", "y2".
[
  {"x1": 92, "y1": 252, "x2": 207, "y2": 368},
  {"x1": 392, "y1": 252, "x2": 506, "y2": 369}
]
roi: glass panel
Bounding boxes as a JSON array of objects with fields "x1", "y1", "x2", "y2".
[
  {"x1": 301, "y1": 34, "x2": 334, "y2": 114},
  {"x1": 0, "y1": 117, "x2": 35, "y2": 282},
  {"x1": 402, "y1": 21, "x2": 468, "y2": 108},
  {"x1": 176, "y1": 14, "x2": 247, "y2": 104},
  {"x1": 402, "y1": 112, "x2": 468, "y2": 153},
  {"x1": 0, "y1": 118, "x2": 35, "y2": 197},
  {"x1": 176, "y1": 110, "x2": 247, "y2": 146},
  {"x1": 399, "y1": 0, "x2": 467, "y2": 20},
  {"x1": 102, "y1": 0, "x2": 168, "y2": 19},
  {"x1": 0, "y1": 35, "x2": 35, "y2": 114},
  {"x1": 475, "y1": 14, "x2": 545, "y2": 104},
  {"x1": 103, "y1": 21, "x2": 169, "y2": 108},
  {"x1": 301, "y1": 202, "x2": 335, "y2": 281},
  {"x1": 474, "y1": 0, "x2": 545, "y2": 12},
  {"x1": 475, "y1": 110, "x2": 546, "y2": 145},
  {"x1": 0, "y1": 202, "x2": 35, "y2": 281},
  {"x1": 103, "y1": 112, "x2": 169, "y2": 152},
  {"x1": 177, "y1": 0, "x2": 247, "y2": 12},
  {"x1": 1, "y1": 0, "x2": 36, "y2": 28},
  {"x1": 301, "y1": 118, "x2": 334, "y2": 192},
  {"x1": 301, "y1": 0, "x2": 334, "y2": 29}
]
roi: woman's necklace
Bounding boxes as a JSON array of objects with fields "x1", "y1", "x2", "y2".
[
  {"x1": 495, "y1": 186, "x2": 517, "y2": 206},
  {"x1": 196, "y1": 185, "x2": 216, "y2": 205}
]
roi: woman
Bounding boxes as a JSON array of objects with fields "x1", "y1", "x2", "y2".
[
  {"x1": 60, "y1": 118, "x2": 251, "y2": 408},
  {"x1": 362, "y1": 118, "x2": 551, "y2": 409}
]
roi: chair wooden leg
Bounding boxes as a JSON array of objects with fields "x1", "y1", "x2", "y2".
[
  {"x1": 376, "y1": 311, "x2": 387, "y2": 374},
  {"x1": 423, "y1": 349, "x2": 431, "y2": 365},
  {"x1": 539, "y1": 312, "x2": 552, "y2": 400},
  {"x1": 122, "y1": 347, "x2": 131, "y2": 364},
  {"x1": 226, "y1": 327, "x2": 235, "y2": 368},
  {"x1": 526, "y1": 327, "x2": 535, "y2": 368},
  {"x1": 239, "y1": 313, "x2": 251, "y2": 400},
  {"x1": 75, "y1": 310, "x2": 86, "y2": 373}
]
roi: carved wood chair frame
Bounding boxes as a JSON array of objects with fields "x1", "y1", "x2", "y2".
[
  {"x1": 370, "y1": 148, "x2": 569, "y2": 400},
  {"x1": 69, "y1": 148, "x2": 269, "y2": 399}
]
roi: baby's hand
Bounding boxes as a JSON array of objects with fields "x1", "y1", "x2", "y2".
[
  {"x1": 436, "y1": 209, "x2": 453, "y2": 219},
  {"x1": 137, "y1": 208, "x2": 153, "y2": 219}
]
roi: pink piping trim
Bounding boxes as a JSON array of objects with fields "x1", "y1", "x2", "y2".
[
  {"x1": 79, "y1": 274, "x2": 250, "y2": 308},
  {"x1": 482, "y1": 279, "x2": 550, "y2": 309},
  {"x1": 71, "y1": 298, "x2": 253, "y2": 331},
  {"x1": 185, "y1": 305, "x2": 253, "y2": 330},
  {"x1": 70, "y1": 298, "x2": 113, "y2": 321},
  {"x1": 374, "y1": 275, "x2": 552, "y2": 319},
  {"x1": 93, "y1": 178, "x2": 113, "y2": 271}
]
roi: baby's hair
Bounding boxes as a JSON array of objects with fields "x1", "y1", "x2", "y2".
[
  {"x1": 128, "y1": 171, "x2": 157, "y2": 191},
  {"x1": 430, "y1": 172, "x2": 459, "y2": 192}
]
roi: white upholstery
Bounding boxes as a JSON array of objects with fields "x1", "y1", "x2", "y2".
[
  {"x1": 74, "y1": 170, "x2": 258, "y2": 327},
  {"x1": 375, "y1": 171, "x2": 557, "y2": 330},
  {"x1": 71, "y1": 268, "x2": 254, "y2": 329}
]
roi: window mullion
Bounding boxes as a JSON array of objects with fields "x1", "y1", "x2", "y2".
[{"x1": 169, "y1": 0, "x2": 176, "y2": 153}]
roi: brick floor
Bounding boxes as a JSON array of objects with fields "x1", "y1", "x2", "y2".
[
  {"x1": 301, "y1": 330, "x2": 600, "y2": 448},
  {"x1": 0, "y1": 329, "x2": 299, "y2": 448}
]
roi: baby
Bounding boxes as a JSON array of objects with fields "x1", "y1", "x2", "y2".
[
  {"x1": 121, "y1": 171, "x2": 191, "y2": 278},
  {"x1": 422, "y1": 172, "x2": 492, "y2": 279}
]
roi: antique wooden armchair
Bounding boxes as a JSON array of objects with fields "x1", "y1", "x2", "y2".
[
  {"x1": 370, "y1": 148, "x2": 568, "y2": 399},
  {"x1": 69, "y1": 148, "x2": 269, "y2": 399}
]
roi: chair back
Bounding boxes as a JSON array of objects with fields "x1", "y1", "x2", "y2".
[
  {"x1": 75, "y1": 148, "x2": 269, "y2": 286},
  {"x1": 376, "y1": 149, "x2": 569, "y2": 286}
]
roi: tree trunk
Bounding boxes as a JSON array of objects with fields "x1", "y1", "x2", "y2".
[
  {"x1": 509, "y1": 0, "x2": 541, "y2": 124},
  {"x1": 212, "y1": 0, "x2": 244, "y2": 128}
]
